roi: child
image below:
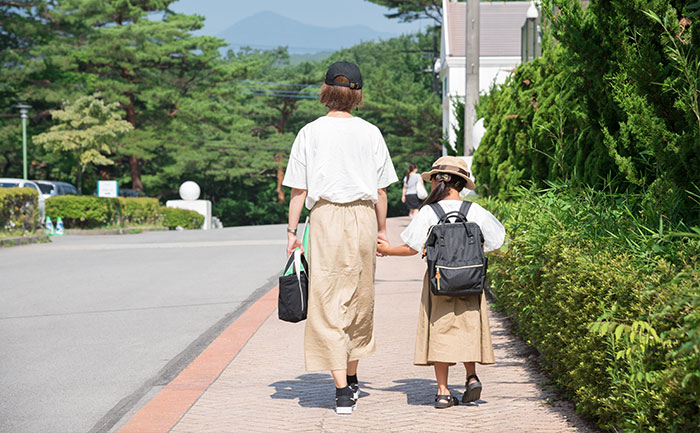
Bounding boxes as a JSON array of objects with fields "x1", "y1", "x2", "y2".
[{"x1": 377, "y1": 156, "x2": 505, "y2": 409}]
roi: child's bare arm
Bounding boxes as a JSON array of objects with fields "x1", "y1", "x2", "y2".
[{"x1": 377, "y1": 239, "x2": 419, "y2": 256}]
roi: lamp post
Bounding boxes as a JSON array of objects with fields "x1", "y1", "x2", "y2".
[
  {"x1": 521, "y1": 2, "x2": 540, "y2": 63},
  {"x1": 17, "y1": 103, "x2": 31, "y2": 180}
]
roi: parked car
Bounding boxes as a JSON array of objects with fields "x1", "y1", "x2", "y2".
[
  {"x1": 0, "y1": 178, "x2": 46, "y2": 223},
  {"x1": 34, "y1": 180, "x2": 78, "y2": 201},
  {"x1": 119, "y1": 188, "x2": 145, "y2": 198}
]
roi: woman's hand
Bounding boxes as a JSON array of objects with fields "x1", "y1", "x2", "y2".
[
  {"x1": 286, "y1": 233, "x2": 304, "y2": 257},
  {"x1": 401, "y1": 195, "x2": 406, "y2": 203},
  {"x1": 377, "y1": 239, "x2": 390, "y2": 257}
]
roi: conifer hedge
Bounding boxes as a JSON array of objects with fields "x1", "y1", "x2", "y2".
[{"x1": 472, "y1": 0, "x2": 700, "y2": 226}]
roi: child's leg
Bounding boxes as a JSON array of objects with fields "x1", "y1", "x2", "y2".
[
  {"x1": 434, "y1": 362, "x2": 450, "y2": 396},
  {"x1": 463, "y1": 361, "x2": 477, "y2": 383}
]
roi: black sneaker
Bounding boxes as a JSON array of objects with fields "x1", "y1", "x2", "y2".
[
  {"x1": 349, "y1": 382, "x2": 359, "y2": 400},
  {"x1": 335, "y1": 386, "x2": 356, "y2": 415}
]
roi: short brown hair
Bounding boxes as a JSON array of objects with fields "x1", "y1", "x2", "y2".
[{"x1": 319, "y1": 76, "x2": 363, "y2": 112}]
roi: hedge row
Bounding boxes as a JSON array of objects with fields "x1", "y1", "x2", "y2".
[
  {"x1": 44, "y1": 196, "x2": 203, "y2": 229},
  {"x1": 0, "y1": 187, "x2": 40, "y2": 233},
  {"x1": 483, "y1": 186, "x2": 699, "y2": 432}
]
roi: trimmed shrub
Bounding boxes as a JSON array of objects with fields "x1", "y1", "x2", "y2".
[
  {"x1": 0, "y1": 187, "x2": 40, "y2": 233},
  {"x1": 117, "y1": 197, "x2": 161, "y2": 225},
  {"x1": 483, "y1": 186, "x2": 700, "y2": 432},
  {"x1": 161, "y1": 207, "x2": 204, "y2": 229},
  {"x1": 45, "y1": 195, "x2": 119, "y2": 228}
]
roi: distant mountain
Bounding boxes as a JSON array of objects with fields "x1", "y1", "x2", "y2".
[{"x1": 217, "y1": 11, "x2": 396, "y2": 54}]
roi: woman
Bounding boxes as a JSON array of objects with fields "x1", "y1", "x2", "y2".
[
  {"x1": 283, "y1": 61, "x2": 398, "y2": 415},
  {"x1": 401, "y1": 163, "x2": 423, "y2": 217}
]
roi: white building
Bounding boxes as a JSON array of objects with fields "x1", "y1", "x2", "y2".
[{"x1": 439, "y1": 0, "x2": 533, "y2": 151}]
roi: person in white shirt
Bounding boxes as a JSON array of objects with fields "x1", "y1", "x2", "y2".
[
  {"x1": 283, "y1": 61, "x2": 398, "y2": 415},
  {"x1": 401, "y1": 163, "x2": 424, "y2": 217},
  {"x1": 377, "y1": 156, "x2": 505, "y2": 409}
]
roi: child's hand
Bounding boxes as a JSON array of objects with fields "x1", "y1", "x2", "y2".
[{"x1": 377, "y1": 239, "x2": 390, "y2": 257}]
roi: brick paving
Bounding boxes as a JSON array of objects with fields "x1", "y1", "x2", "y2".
[{"x1": 160, "y1": 217, "x2": 598, "y2": 433}]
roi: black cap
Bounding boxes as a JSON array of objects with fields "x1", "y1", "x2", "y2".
[{"x1": 324, "y1": 61, "x2": 363, "y2": 90}]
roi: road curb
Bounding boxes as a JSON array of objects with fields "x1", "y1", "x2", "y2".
[
  {"x1": 115, "y1": 285, "x2": 280, "y2": 433},
  {"x1": 65, "y1": 227, "x2": 169, "y2": 236},
  {"x1": 0, "y1": 234, "x2": 51, "y2": 247}
]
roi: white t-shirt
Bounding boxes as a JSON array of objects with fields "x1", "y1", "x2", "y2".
[
  {"x1": 403, "y1": 172, "x2": 421, "y2": 195},
  {"x1": 400, "y1": 200, "x2": 505, "y2": 253},
  {"x1": 283, "y1": 116, "x2": 399, "y2": 209}
]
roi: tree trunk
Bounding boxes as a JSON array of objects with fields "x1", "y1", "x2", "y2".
[
  {"x1": 76, "y1": 164, "x2": 84, "y2": 195},
  {"x1": 275, "y1": 153, "x2": 285, "y2": 203},
  {"x1": 124, "y1": 91, "x2": 143, "y2": 191},
  {"x1": 129, "y1": 156, "x2": 143, "y2": 191}
]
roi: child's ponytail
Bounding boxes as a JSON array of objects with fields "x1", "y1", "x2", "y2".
[{"x1": 420, "y1": 174, "x2": 467, "y2": 208}]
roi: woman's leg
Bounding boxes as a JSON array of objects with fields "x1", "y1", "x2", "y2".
[
  {"x1": 434, "y1": 362, "x2": 450, "y2": 396},
  {"x1": 331, "y1": 369, "x2": 348, "y2": 388},
  {"x1": 331, "y1": 360, "x2": 359, "y2": 388}
]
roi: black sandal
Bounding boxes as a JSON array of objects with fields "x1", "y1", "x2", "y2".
[
  {"x1": 434, "y1": 393, "x2": 459, "y2": 409},
  {"x1": 463, "y1": 374, "x2": 482, "y2": 403}
]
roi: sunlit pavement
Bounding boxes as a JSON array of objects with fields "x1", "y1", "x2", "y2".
[{"x1": 115, "y1": 218, "x2": 598, "y2": 433}]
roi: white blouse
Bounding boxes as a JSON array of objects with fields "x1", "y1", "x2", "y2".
[
  {"x1": 282, "y1": 116, "x2": 398, "y2": 210},
  {"x1": 400, "y1": 200, "x2": 506, "y2": 253}
]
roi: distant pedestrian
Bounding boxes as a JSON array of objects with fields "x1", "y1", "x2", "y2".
[
  {"x1": 283, "y1": 61, "x2": 398, "y2": 415},
  {"x1": 376, "y1": 156, "x2": 505, "y2": 409},
  {"x1": 401, "y1": 163, "x2": 424, "y2": 218}
]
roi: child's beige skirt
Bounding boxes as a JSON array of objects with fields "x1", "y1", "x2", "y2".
[
  {"x1": 304, "y1": 199, "x2": 377, "y2": 372},
  {"x1": 414, "y1": 271, "x2": 495, "y2": 365}
]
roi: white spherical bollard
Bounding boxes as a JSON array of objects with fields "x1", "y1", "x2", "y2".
[{"x1": 179, "y1": 181, "x2": 200, "y2": 201}]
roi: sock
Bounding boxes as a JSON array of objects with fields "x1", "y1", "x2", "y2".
[
  {"x1": 336, "y1": 386, "x2": 353, "y2": 397},
  {"x1": 347, "y1": 374, "x2": 358, "y2": 385}
]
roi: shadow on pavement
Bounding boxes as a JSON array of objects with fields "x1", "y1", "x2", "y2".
[
  {"x1": 269, "y1": 373, "x2": 371, "y2": 408},
  {"x1": 368, "y1": 378, "x2": 490, "y2": 407}
]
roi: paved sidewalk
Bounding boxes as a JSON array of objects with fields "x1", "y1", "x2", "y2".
[{"x1": 119, "y1": 217, "x2": 597, "y2": 433}]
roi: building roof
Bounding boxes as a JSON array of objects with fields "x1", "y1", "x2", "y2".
[{"x1": 445, "y1": 1, "x2": 532, "y2": 57}]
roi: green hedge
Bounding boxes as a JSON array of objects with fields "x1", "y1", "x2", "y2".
[
  {"x1": 117, "y1": 197, "x2": 161, "y2": 225},
  {"x1": 160, "y1": 207, "x2": 204, "y2": 230},
  {"x1": 45, "y1": 195, "x2": 203, "y2": 230},
  {"x1": 0, "y1": 187, "x2": 40, "y2": 233},
  {"x1": 45, "y1": 195, "x2": 119, "y2": 228},
  {"x1": 483, "y1": 186, "x2": 700, "y2": 432}
]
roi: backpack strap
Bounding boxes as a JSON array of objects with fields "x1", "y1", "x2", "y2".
[
  {"x1": 459, "y1": 201, "x2": 472, "y2": 220},
  {"x1": 429, "y1": 202, "x2": 446, "y2": 220}
]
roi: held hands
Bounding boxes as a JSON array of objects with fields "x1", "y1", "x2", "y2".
[
  {"x1": 286, "y1": 233, "x2": 304, "y2": 257},
  {"x1": 377, "y1": 238, "x2": 390, "y2": 257}
]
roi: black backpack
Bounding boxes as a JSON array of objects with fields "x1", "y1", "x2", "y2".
[{"x1": 423, "y1": 201, "x2": 488, "y2": 297}]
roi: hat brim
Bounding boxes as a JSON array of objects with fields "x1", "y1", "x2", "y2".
[{"x1": 421, "y1": 169, "x2": 476, "y2": 190}]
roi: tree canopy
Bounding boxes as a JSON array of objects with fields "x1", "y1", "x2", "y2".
[{"x1": 1, "y1": 1, "x2": 442, "y2": 225}]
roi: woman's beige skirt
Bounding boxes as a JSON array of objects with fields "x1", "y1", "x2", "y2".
[
  {"x1": 304, "y1": 199, "x2": 377, "y2": 372},
  {"x1": 414, "y1": 271, "x2": 495, "y2": 365}
]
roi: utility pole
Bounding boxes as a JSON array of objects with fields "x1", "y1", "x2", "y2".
[
  {"x1": 464, "y1": 0, "x2": 480, "y2": 156},
  {"x1": 17, "y1": 104, "x2": 31, "y2": 179}
]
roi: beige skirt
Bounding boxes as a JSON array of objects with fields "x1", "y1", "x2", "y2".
[
  {"x1": 304, "y1": 199, "x2": 377, "y2": 372},
  {"x1": 414, "y1": 271, "x2": 495, "y2": 365}
]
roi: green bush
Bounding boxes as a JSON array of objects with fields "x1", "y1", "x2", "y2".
[
  {"x1": 117, "y1": 197, "x2": 161, "y2": 225},
  {"x1": 0, "y1": 187, "x2": 40, "y2": 233},
  {"x1": 160, "y1": 207, "x2": 204, "y2": 229},
  {"x1": 45, "y1": 195, "x2": 119, "y2": 228},
  {"x1": 46, "y1": 195, "x2": 203, "y2": 230},
  {"x1": 483, "y1": 185, "x2": 700, "y2": 432}
]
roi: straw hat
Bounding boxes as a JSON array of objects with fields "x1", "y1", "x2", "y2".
[{"x1": 421, "y1": 156, "x2": 476, "y2": 190}]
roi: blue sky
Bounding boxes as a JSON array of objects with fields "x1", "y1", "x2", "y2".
[{"x1": 169, "y1": 0, "x2": 431, "y2": 37}]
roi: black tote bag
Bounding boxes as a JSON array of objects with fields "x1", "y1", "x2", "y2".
[{"x1": 278, "y1": 250, "x2": 309, "y2": 323}]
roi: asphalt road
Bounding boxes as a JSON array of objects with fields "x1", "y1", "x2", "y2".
[{"x1": 0, "y1": 225, "x2": 290, "y2": 433}]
